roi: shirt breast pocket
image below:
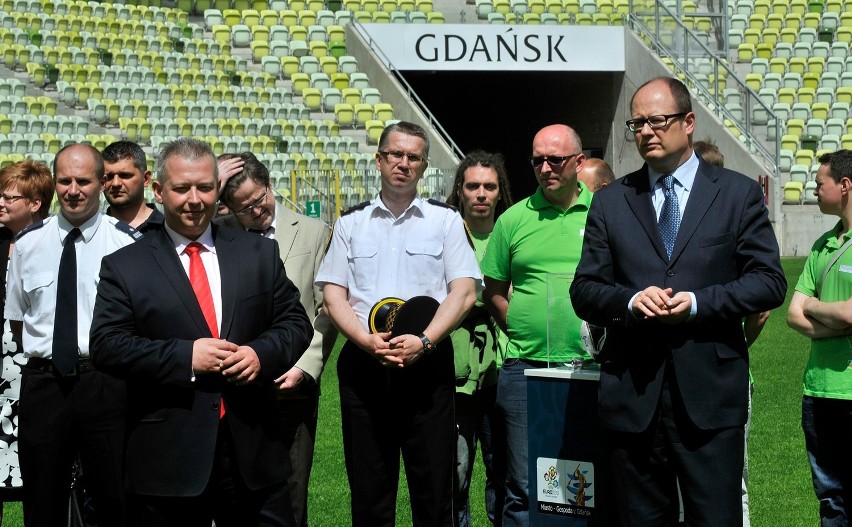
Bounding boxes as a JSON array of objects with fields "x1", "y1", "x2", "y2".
[
  {"x1": 405, "y1": 241, "x2": 443, "y2": 286},
  {"x1": 348, "y1": 244, "x2": 378, "y2": 290},
  {"x1": 22, "y1": 272, "x2": 54, "y2": 316}
]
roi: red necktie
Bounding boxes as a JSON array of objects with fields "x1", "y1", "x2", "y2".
[
  {"x1": 185, "y1": 242, "x2": 218, "y2": 339},
  {"x1": 185, "y1": 242, "x2": 225, "y2": 418}
]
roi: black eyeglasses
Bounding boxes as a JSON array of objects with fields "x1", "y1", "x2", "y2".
[
  {"x1": 529, "y1": 153, "x2": 581, "y2": 168},
  {"x1": 625, "y1": 113, "x2": 688, "y2": 133},
  {"x1": 378, "y1": 150, "x2": 425, "y2": 165},
  {"x1": 235, "y1": 188, "x2": 268, "y2": 216}
]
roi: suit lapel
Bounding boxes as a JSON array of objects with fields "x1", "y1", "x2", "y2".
[
  {"x1": 274, "y1": 205, "x2": 298, "y2": 260},
  {"x1": 149, "y1": 229, "x2": 213, "y2": 337},
  {"x1": 213, "y1": 224, "x2": 239, "y2": 340},
  {"x1": 622, "y1": 168, "x2": 669, "y2": 262},
  {"x1": 669, "y1": 162, "x2": 720, "y2": 263}
]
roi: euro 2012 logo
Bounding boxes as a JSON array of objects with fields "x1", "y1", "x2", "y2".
[{"x1": 543, "y1": 466, "x2": 559, "y2": 488}]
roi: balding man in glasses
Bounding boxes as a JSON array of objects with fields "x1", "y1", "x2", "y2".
[
  {"x1": 480, "y1": 124, "x2": 593, "y2": 527},
  {"x1": 570, "y1": 77, "x2": 785, "y2": 526}
]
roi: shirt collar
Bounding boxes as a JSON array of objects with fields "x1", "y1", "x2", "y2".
[
  {"x1": 825, "y1": 220, "x2": 851, "y2": 249},
  {"x1": 372, "y1": 193, "x2": 425, "y2": 218},
  {"x1": 242, "y1": 205, "x2": 276, "y2": 238},
  {"x1": 529, "y1": 185, "x2": 592, "y2": 212},
  {"x1": 648, "y1": 151, "x2": 700, "y2": 191},
  {"x1": 164, "y1": 223, "x2": 217, "y2": 254},
  {"x1": 57, "y1": 212, "x2": 102, "y2": 243}
]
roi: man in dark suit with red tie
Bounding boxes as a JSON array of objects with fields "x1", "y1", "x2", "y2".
[
  {"x1": 90, "y1": 138, "x2": 313, "y2": 527},
  {"x1": 569, "y1": 77, "x2": 786, "y2": 526}
]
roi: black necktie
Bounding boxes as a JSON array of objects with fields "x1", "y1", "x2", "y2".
[{"x1": 53, "y1": 227, "x2": 81, "y2": 376}]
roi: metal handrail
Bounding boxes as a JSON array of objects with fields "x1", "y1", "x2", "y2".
[
  {"x1": 628, "y1": 0, "x2": 781, "y2": 185},
  {"x1": 349, "y1": 18, "x2": 465, "y2": 161}
]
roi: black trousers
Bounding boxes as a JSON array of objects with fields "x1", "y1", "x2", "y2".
[
  {"x1": 605, "y1": 367, "x2": 745, "y2": 527},
  {"x1": 18, "y1": 366, "x2": 127, "y2": 527},
  {"x1": 127, "y1": 419, "x2": 295, "y2": 527},
  {"x1": 338, "y1": 339, "x2": 455, "y2": 527}
]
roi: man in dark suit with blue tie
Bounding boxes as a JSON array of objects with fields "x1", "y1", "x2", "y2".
[
  {"x1": 569, "y1": 77, "x2": 787, "y2": 526},
  {"x1": 90, "y1": 138, "x2": 313, "y2": 527}
]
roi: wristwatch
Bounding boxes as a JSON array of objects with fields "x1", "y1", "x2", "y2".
[{"x1": 418, "y1": 333, "x2": 436, "y2": 355}]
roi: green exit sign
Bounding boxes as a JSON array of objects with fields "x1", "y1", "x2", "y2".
[{"x1": 305, "y1": 200, "x2": 321, "y2": 218}]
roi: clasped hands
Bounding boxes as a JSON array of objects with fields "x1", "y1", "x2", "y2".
[
  {"x1": 362, "y1": 332, "x2": 425, "y2": 368},
  {"x1": 192, "y1": 338, "x2": 260, "y2": 385},
  {"x1": 632, "y1": 286, "x2": 692, "y2": 324}
]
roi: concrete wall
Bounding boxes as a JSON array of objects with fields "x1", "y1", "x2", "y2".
[{"x1": 782, "y1": 206, "x2": 837, "y2": 257}]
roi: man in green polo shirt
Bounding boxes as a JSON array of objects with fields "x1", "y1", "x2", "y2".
[
  {"x1": 481, "y1": 124, "x2": 591, "y2": 527},
  {"x1": 788, "y1": 149, "x2": 852, "y2": 526}
]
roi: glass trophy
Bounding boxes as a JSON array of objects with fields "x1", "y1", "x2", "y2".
[{"x1": 546, "y1": 272, "x2": 596, "y2": 370}]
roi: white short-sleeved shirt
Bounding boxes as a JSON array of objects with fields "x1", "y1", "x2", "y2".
[
  {"x1": 5, "y1": 212, "x2": 140, "y2": 359},
  {"x1": 315, "y1": 194, "x2": 482, "y2": 329}
]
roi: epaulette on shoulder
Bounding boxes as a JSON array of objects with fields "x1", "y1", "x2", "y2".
[
  {"x1": 427, "y1": 198, "x2": 457, "y2": 212},
  {"x1": 15, "y1": 219, "x2": 44, "y2": 241},
  {"x1": 115, "y1": 221, "x2": 144, "y2": 241},
  {"x1": 341, "y1": 200, "x2": 370, "y2": 216}
]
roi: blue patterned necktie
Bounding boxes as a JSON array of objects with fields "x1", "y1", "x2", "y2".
[{"x1": 658, "y1": 174, "x2": 680, "y2": 259}]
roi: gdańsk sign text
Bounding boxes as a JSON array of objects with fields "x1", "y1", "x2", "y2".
[{"x1": 359, "y1": 25, "x2": 625, "y2": 71}]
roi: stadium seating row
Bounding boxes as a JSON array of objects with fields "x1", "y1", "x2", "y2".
[
  {"x1": 0, "y1": 114, "x2": 90, "y2": 136},
  {"x1": 482, "y1": 10, "x2": 623, "y2": 23},
  {"x1": 732, "y1": 0, "x2": 851, "y2": 17},
  {"x1": 204, "y1": 1, "x2": 431, "y2": 28},
  {"x1": 1, "y1": 0, "x2": 188, "y2": 23},
  {"x1": 476, "y1": 0, "x2": 627, "y2": 17}
]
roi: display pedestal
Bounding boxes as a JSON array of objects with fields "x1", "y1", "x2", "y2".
[{"x1": 525, "y1": 367, "x2": 611, "y2": 526}]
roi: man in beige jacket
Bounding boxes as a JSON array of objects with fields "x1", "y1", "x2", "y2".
[{"x1": 217, "y1": 152, "x2": 337, "y2": 527}]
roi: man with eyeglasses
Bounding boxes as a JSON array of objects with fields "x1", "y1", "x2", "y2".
[
  {"x1": 215, "y1": 151, "x2": 337, "y2": 527},
  {"x1": 480, "y1": 123, "x2": 592, "y2": 527},
  {"x1": 570, "y1": 77, "x2": 786, "y2": 526},
  {"x1": 315, "y1": 121, "x2": 480, "y2": 527},
  {"x1": 102, "y1": 140, "x2": 164, "y2": 235}
]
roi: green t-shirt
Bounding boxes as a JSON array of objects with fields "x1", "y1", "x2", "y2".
[
  {"x1": 453, "y1": 230, "x2": 507, "y2": 394},
  {"x1": 480, "y1": 185, "x2": 591, "y2": 362},
  {"x1": 794, "y1": 221, "x2": 852, "y2": 400},
  {"x1": 472, "y1": 231, "x2": 509, "y2": 367}
]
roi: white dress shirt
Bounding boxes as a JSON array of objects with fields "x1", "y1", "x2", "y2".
[
  {"x1": 163, "y1": 223, "x2": 223, "y2": 335},
  {"x1": 315, "y1": 194, "x2": 482, "y2": 328},
  {"x1": 5, "y1": 213, "x2": 138, "y2": 359}
]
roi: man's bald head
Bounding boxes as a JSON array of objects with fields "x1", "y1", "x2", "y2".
[{"x1": 577, "y1": 158, "x2": 615, "y2": 192}]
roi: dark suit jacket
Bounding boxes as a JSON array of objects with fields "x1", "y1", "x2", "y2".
[
  {"x1": 216, "y1": 205, "x2": 336, "y2": 384},
  {"x1": 570, "y1": 158, "x2": 786, "y2": 433},
  {"x1": 90, "y1": 225, "x2": 312, "y2": 497}
]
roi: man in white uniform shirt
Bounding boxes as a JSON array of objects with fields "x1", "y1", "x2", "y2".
[
  {"x1": 5, "y1": 143, "x2": 140, "y2": 526},
  {"x1": 315, "y1": 121, "x2": 480, "y2": 527}
]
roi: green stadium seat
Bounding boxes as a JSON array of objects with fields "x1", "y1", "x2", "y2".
[{"x1": 783, "y1": 181, "x2": 803, "y2": 203}]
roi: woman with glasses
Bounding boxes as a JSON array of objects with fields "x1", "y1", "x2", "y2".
[{"x1": 0, "y1": 159, "x2": 53, "y2": 525}]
